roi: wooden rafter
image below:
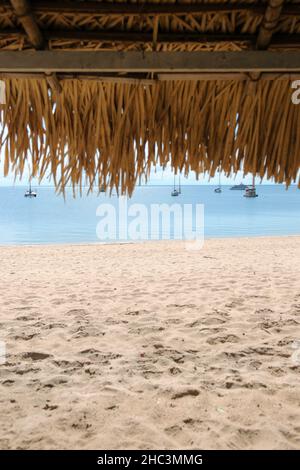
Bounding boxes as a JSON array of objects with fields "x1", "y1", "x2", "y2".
[
  {"x1": 0, "y1": 29, "x2": 254, "y2": 44},
  {"x1": 29, "y1": 1, "x2": 267, "y2": 15}
]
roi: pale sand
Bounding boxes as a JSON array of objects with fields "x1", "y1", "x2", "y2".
[{"x1": 0, "y1": 237, "x2": 300, "y2": 450}]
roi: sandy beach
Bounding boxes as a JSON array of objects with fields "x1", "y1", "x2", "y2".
[{"x1": 0, "y1": 236, "x2": 300, "y2": 450}]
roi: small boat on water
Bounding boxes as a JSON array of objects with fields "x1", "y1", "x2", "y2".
[
  {"x1": 214, "y1": 169, "x2": 222, "y2": 193},
  {"x1": 24, "y1": 183, "x2": 37, "y2": 198},
  {"x1": 171, "y1": 174, "x2": 180, "y2": 197},
  {"x1": 244, "y1": 176, "x2": 258, "y2": 198},
  {"x1": 244, "y1": 187, "x2": 258, "y2": 198},
  {"x1": 230, "y1": 183, "x2": 248, "y2": 190}
]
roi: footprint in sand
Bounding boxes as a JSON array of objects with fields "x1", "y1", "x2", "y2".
[
  {"x1": 13, "y1": 332, "x2": 38, "y2": 341},
  {"x1": 2, "y1": 380, "x2": 15, "y2": 386},
  {"x1": 229, "y1": 428, "x2": 263, "y2": 449},
  {"x1": 66, "y1": 309, "x2": 88, "y2": 317},
  {"x1": 43, "y1": 403, "x2": 58, "y2": 411},
  {"x1": 207, "y1": 334, "x2": 239, "y2": 345},
  {"x1": 164, "y1": 424, "x2": 182, "y2": 435},
  {"x1": 171, "y1": 389, "x2": 200, "y2": 400},
  {"x1": 16, "y1": 315, "x2": 36, "y2": 322},
  {"x1": 79, "y1": 349, "x2": 122, "y2": 364},
  {"x1": 202, "y1": 317, "x2": 227, "y2": 326},
  {"x1": 169, "y1": 367, "x2": 182, "y2": 375},
  {"x1": 268, "y1": 366, "x2": 285, "y2": 377},
  {"x1": 22, "y1": 352, "x2": 52, "y2": 361}
]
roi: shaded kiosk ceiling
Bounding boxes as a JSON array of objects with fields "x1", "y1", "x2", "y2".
[{"x1": 0, "y1": 0, "x2": 300, "y2": 193}]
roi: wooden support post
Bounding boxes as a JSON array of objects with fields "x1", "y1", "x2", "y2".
[
  {"x1": 9, "y1": 0, "x2": 61, "y2": 95},
  {"x1": 9, "y1": 0, "x2": 44, "y2": 49},
  {"x1": 45, "y1": 72, "x2": 62, "y2": 95},
  {"x1": 257, "y1": 0, "x2": 285, "y2": 50}
]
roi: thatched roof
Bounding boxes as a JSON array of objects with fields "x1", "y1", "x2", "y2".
[{"x1": 0, "y1": 1, "x2": 300, "y2": 193}]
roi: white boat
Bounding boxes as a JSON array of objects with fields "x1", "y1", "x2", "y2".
[
  {"x1": 171, "y1": 174, "x2": 180, "y2": 196},
  {"x1": 214, "y1": 169, "x2": 222, "y2": 193},
  {"x1": 230, "y1": 183, "x2": 248, "y2": 190},
  {"x1": 24, "y1": 183, "x2": 37, "y2": 198},
  {"x1": 244, "y1": 176, "x2": 258, "y2": 198}
]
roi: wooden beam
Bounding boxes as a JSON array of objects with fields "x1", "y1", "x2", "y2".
[
  {"x1": 0, "y1": 72, "x2": 157, "y2": 85},
  {"x1": 272, "y1": 35, "x2": 300, "y2": 47},
  {"x1": 158, "y1": 72, "x2": 300, "y2": 81},
  {"x1": 41, "y1": 31, "x2": 300, "y2": 48},
  {"x1": 257, "y1": 0, "x2": 285, "y2": 50},
  {"x1": 42, "y1": 30, "x2": 255, "y2": 44},
  {"x1": 3, "y1": 28, "x2": 300, "y2": 48},
  {"x1": 6, "y1": 1, "x2": 299, "y2": 17},
  {"x1": 9, "y1": 0, "x2": 44, "y2": 49},
  {"x1": 3, "y1": 1, "x2": 300, "y2": 17},
  {"x1": 4, "y1": 1, "x2": 267, "y2": 15},
  {"x1": 158, "y1": 73, "x2": 250, "y2": 81},
  {"x1": 0, "y1": 51, "x2": 300, "y2": 73}
]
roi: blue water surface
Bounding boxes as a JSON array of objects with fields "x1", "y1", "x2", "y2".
[{"x1": 0, "y1": 185, "x2": 299, "y2": 245}]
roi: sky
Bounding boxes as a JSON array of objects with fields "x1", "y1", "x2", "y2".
[{"x1": 0, "y1": 152, "x2": 275, "y2": 187}]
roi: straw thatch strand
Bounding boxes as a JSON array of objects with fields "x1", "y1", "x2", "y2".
[{"x1": 0, "y1": 77, "x2": 300, "y2": 194}]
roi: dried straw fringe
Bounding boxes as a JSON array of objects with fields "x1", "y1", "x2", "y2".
[{"x1": 0, "y1": 78, "x2": 299, "y2": 195}]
